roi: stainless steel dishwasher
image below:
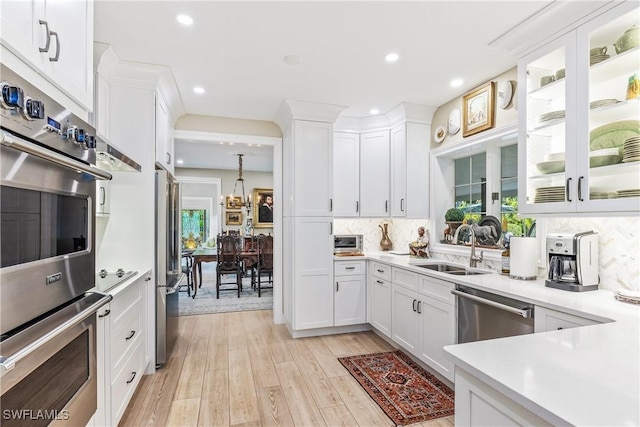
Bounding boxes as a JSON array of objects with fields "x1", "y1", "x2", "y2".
[{"x1": 452, "y1": 284, "x2": 535, "y2": 344}]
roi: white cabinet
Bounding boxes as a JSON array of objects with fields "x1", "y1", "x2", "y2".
[
  {"x1": 96, "y1": 180, "x2": 110, "y2": 215},
  {"x1": 334, "y1": 260, "x2": 366, "y2": 326},
  {"x1": 155, "y1": 93, "x2": 174, "y2": 175},
  {"x1": 333, "y1": 132, "x2": 360, "y2": 217},
  {"x1": 390, "y1": 124, "x2": 407, "y2": 217},
  {"x1": 455, "y1": 368, "x2": 551, "y2": 426},
  {"x1": 368, "y1": 263, "x2": 392, "y2": 338},
  {"x1": 534, "y1": 306, "x2": 599, "y2": 332},
  {"x1": 518, "y1": 2, "x2": 639, "y2": 215},
  {"x1": 292, "y1": 217, "x2": 334, "y2": 330},
  {"x1": 418, "y1": 276, "x2": 456, "y2": 382},
  {"x1": 391, "y1": 283, "x2": 420, "y2": 354},
  {"x1": 0, "y1": 0, "x2": 93, "y2": 110},
  {"x1": 359, "y1": 130, "x2": 390, "y2": 217},
  {"x1": 93, "y1": 73, "x2": 111, "y2": 141},
  {"x1": 95, "y1": 271, "x2": 150, "y2": 427}
]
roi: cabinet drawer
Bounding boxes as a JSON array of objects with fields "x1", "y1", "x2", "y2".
[
  {"x1": 335, "y1": 260, "x2": 366, "y2": 276},
  {"x1": 371, "y1": 262, "x2": 392, "y2": 281},
  {"x1": 420, "y1": 276, "x2": 455, "y2": 305},
  {"x1": 535, "y1": 306, "x2": 599, "y2": 332},
  {"x1": 110, "y1": 278, "x2": 142, "y2": 324},
  {"x1": 110, "y1": 298, "x2": 143, "y2": 372},
  {"x1": 111, "y1": 340, "x2": 145, "y2": 426},
  {"x1": 392, "y1": 267, "x2": 419, "y2": 291}
]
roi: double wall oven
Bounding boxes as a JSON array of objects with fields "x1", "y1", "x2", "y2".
[{"x1": 1, "y1": 64, "x2": 112, "y2": 426}]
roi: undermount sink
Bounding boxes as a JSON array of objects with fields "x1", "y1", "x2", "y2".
[{"x1": 415, "y1": 263, "x2": 491, "y2": 275}]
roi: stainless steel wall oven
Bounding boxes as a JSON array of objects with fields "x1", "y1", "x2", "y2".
[{"x1": 1, "y1": 64, "x2": 111, "y2": 426}]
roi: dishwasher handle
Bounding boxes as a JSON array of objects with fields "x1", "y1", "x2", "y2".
[{"x1": 451, "y1": 289, "x2": 532, "y2": 318}]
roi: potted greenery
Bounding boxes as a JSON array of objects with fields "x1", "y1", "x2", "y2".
[{"x1": 443, "y1": 208, "x2": 465, "y2": 242}]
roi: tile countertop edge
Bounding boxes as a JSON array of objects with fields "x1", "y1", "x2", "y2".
[{"x1": 360, "y1": 252, "x2": 640, "y2": 426}]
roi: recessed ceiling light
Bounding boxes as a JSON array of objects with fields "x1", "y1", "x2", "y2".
[
  {"x1": 369, "y1": 109, "x2": 379, "y2": 115},
  {"x1": 385, "y1": 53, "x2": 399, "y2": 63},
  {"x1": 450, "y1": 78, "x2": 464, "y2": 87},
  {"x1": 176, "y1": 159, "x2": 184, "y2": 165},
  {"x1": 176, "y1": 14, "x2": 193, "y2": 26},
  {"x1": 193, "y1": 86, "x2": 205, "y2": 94}
]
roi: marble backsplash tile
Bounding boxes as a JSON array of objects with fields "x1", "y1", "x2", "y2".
[{"x1": 334, "y1": 216, "x2": 640, "y2": 292}]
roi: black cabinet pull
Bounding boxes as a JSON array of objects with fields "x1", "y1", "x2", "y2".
[
  {"x1": 126, "y1": 372, "x2": 137, "y2": 384},
  {"x1": 578, "y1": 176, "x2": 584, "y2": 201},
  {"x1": 376, "y1": 280, "x2": 383, "y2": 284},
  {"x1": 356, "y1": 201, "x2": 359, "y2": 213},
  {"x1": 345, "y1": 266, "x2": 355, "y2": 270},
  {"x1": 566, "y1": 177, "x2": 572, "y2": 202},
  {"x1": 412, "y1": 299, "x2": 417, "y2": 312},
  {"x1": 98, "y1": 309, "x2": 111, "y2": 318},
  {"x1": 417, "y1": 301, "x2": 422, "y2": 314},
  {"x1": 125, "y1": 330, "x2": 136, "y2": 340},
  {"x1": 385, "y1": 200, "x2": 388, "y2": 212},
  {"x1": 401, "y1": 198, "x2": 404, "y2": 212}
]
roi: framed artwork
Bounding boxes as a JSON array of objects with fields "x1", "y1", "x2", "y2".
[
  {"x1": 253, "y1": 188, "x2": 273, "y2": 228},
  {"x1": 225, "y1": 211, "x2": 243, "y2": 226},
  {"x1": 462, "y1": 81, "x2": 495, "y2": 137},
  {"x1": 226, "y1": 195, "x2": 243, "y2": 209}
]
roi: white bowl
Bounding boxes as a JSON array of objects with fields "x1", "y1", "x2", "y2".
[
  {"x1": 544, "y1": 152, "x2": 565, "y2": 161},
  {"x1": 589, "y1": 147, "x2": 620, "y2": 157}
]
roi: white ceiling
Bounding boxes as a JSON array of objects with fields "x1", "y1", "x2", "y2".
[{"x1": 94, "y1": 1, "x2": 553, "y2": 170}]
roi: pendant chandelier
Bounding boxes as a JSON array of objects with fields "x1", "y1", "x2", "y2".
[{"x1": 229, "y1": 154, "x2": 253, "y2": 213}]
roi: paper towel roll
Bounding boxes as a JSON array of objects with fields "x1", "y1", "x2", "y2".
[{"x1": 510, "y1": 237, "x2": 538, "y2": 280}]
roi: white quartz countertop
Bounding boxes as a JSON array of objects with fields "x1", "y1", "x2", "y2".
[{"x1": 352, "y1": 252, "x2": 640, "y2": 426}]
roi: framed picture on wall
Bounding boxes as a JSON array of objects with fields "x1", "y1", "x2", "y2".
[
  {"x1": 462, "y1": 81, "x2": 495, "y2": 137},
  {"x1": 225, "y1": 211, "x2": 243, "y2": 226},
  {"x1": 225, "y1": 195, "x2": 243, "y2": 209},
  {"x1": 253, "y1": 188, "x2": 273, "y2": 228}
]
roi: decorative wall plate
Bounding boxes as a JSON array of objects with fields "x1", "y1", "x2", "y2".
[
  {"x1": 434, "y1": 125, "x2": 446, "y2": 143},
  {"x1": 448, "y1": 109, "x2": 461, "y2": 135},
  {"x1": 498, "y1": 80, "x2": 514, "y2": 109}
]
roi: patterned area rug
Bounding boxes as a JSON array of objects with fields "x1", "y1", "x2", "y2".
[
  {"x1": 339, "y1": 350, "x2": 454, "y2": 426},
  {"x1": 178, "y1": 263, "x2": 273, "y2": 316}
]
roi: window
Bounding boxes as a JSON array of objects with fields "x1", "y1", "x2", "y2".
[
  {"x1": 452, "y1": 143, "x2": 534, "y2": 242},
  {"x1": 454, "y1": 152, "x2": 486, "y2": 224},
  {"x1": 182, "y1": 209, "x2": 208, "y2": 248}
]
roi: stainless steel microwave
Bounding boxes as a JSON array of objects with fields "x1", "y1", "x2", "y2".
[{"x1": 334, "y1": 234, "x2": 363, "y2": 254}]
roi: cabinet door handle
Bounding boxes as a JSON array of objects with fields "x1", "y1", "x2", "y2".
[
  {"x1": 166, "y1": 152, "x2": 171, "y2": 164},
  {"x1": 98, "y1": 309, "x2": 110, "y2": 318},
  {"x1": 145, "y1": 276, "x2": 151, "y2": 281},
  {"x1": 578, "y1": 176, "x2": 584, "y2": 201},
  {"x1": 48, "y1": 31, "x2": 60, "y2": 62},
  {"x1": 376, "y1": 280, "x2": 383, "y2": 284},
  {"x1": 377, "y1": 269, "x2": 384, "y2": 273},
  {"x1": 38, "y1": 20, "x2": 51, "y2": 53},
  {"x1": 126, "y1": 372, "x2": 137, "y2": 384},
  {"x1": 356, "y1": 201, "x2": 359, "y2": 213},
  {"x1": 401, "y1": 198, "x2": 404, "y2": 212},
  {"x1": 412, "y1": 299, "x2": 417, "y2": 312},
  {"x1": 100, "y1": 186, "x2": 106, "y2": 206},
  {"x1": 345, "y1": 266, "x2": 355, "y2": 270},
  {"x1": 125, "y1": 330, "x2": 136, "y2": 340},
  {"x1": 336, "y1": 281, "x2": 339, "y2": 292},
  {"x1": 329, "y1": 198, "x2": 333, "y2": 212},
  {"x1": 557, "y1": 327, "x2": 564, "y2": 330},
  {"x1": 565, "y1": 177, "x2": 572, "y2": 202},
  {"x1": 417, "y1": 301, "x2": 422, "y2": 314},
  {"x1": 385, "y1": 200, "x2": 388, "y2": 212},
  {"x1": 330, "y1": 222, "x2": 333, "y2": 235}
]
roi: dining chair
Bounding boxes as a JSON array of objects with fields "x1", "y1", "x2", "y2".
[
  {"x1": 181, "y1": 250, "x2": 194, "y2": 297},
  {"x1": 216, "y1": 234, "x2": 243, "y2": 298},
  {"x1": 256, "y1": 234, "x2": 274, "y2": 297}
]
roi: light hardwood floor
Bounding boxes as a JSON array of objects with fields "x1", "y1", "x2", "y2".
[{"x1": 120, "y1": 310, "x2": 455, "y2": 427}]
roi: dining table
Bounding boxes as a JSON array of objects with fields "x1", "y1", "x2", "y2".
[{"x1": 191, "y1": 247, "x2": 260, "y2": 297}]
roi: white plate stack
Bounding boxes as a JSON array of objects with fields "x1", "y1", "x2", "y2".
[
  {"x1": 615, "y1": 289, "x2": 640, "y2": 305},
  {"x1": 590, "y1": 53, "x2": 610, "y2": 66},
  {"x1": 616, "y1": 189, "x2": 640, "y2": 198},
  {"x1": 622, "y1": 136, "x2": 640, "y2": 163},
  {"x1": 537, "y1": 110, "x2": 565, "y2": 125},
  {"x1": 534, "y1": 186, "x2": 565, "y2": 203}
]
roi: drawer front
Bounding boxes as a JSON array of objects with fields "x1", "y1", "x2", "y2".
[
  {"x1": 335, "y1": 260, "x2": 366, "y2": 276},
  {"x1": 371, "y1": 262, "x2": 392, "y2": 281},
  {"x1": 110, "y1": 279, "x2": 142, "y2": 324},
  {"x1": 535, "y1": 306, "x2": 599, "y2": 332},
  {"x1": 420, "y1": 276, "x2": 455, "y2": 305},
  {"x1": 111, "y1": 340, "x2": 145, "y2": 426},
  {"x1": 110, "y1": 298, "x2": 144, "y2": 372},
  {"x1": 392, "y1": 267, "x2": 419, "y2": 291}
]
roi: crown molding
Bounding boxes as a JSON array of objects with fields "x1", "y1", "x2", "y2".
[
  {"x1": 274, "y1": 99, "x2": 348, "y2": 132},
  {"x1": 334, "y1": 102, "x2": 437, "y2": 133},
  {"x1": 489, "y1": 0, "x2": 618, "y2": 57},
  {"x1": 94, "y1": 43, "x2": 185, "y2": 124}
]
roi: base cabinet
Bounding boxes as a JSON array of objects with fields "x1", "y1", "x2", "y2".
[
  {"x1": 391, "y1": 284, "x2": 420, "y2": 354},
  {"x1": 95, "y1": 271, "x2": 150, "y2": 427},
  {"x1": 534, "y1": 306, "x2": 599, "y2": 332},
  {"x1": 368, "y1": 263, "x2": 392, "y2": 337},
  {"x1": 455, "y1": 369, "x2": 551, "y2": 426},
  {"x1": 334, "y1": 260, "x2": 366, "y2": 326}
]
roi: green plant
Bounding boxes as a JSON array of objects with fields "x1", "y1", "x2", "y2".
[{"x1": 445, "y1": 208, "x2": 465, "y2": 222}]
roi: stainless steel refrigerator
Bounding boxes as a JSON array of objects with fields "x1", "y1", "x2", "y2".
[{"x1": 155, "y1": 168, "x2": 182, "y2": 367}]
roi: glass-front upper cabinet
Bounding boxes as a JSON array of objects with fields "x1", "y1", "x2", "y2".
[
  {"x1": 577, "y1": 4, "x2": 640, "y2": 212},
  {"x1": 518, "y1": 1, "x2": 639, "y2": 215}
]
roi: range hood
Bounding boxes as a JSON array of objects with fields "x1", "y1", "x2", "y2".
[{"x1": 95, "y1": 140, "x2": 142, "y2": 172}]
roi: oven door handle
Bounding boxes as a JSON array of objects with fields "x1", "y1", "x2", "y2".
[
  {"x1": 0, "y1": 293, "x2": 112, "y2": 377},
  {"x1": 1, "y1": 130, "x2": 113, "y2": 181},
  {"x1": 451, "y1": 289, "x2": 532, "y2": 318}
]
